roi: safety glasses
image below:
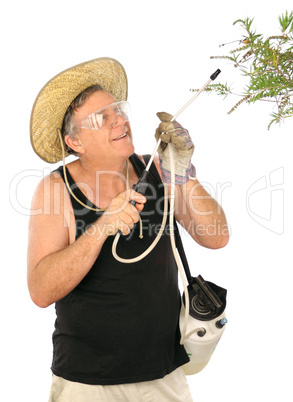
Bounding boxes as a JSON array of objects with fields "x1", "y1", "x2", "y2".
[{"x1": 80, "y1": 101, "x2": 131, "y2": 131}]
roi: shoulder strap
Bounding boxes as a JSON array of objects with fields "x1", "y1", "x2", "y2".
[
  {"x1": 173, "y1": 227, "x2": 193, "y2": 283},
  {"x1": 142, "y1": 154, "x2": 193, "y2": 283}
]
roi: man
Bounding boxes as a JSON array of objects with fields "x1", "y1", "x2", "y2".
[{"x1": 28, "y1": 57, "x2": 229, "y2": 401}]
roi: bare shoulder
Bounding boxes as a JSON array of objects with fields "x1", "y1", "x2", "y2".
[
  {"x1": 29, "y1": 168, "x2": 72, "y2": 227},
  {"x1": 27, "y1": 170, "x2": 74, "y2": 272},
  {"x1": 31, "y1": 169, "x2": 72, "y2": 212}
]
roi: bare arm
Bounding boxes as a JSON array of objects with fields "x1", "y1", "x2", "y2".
[
  {"x1": 153, "y1": 156, "x2": 229, "y2": 249},
  {"x1": 173, "y1": 178, "x2": 229, "y2": 249},
  {"x1": 27, "y1": 173, "x2": 146, "y2": 308}
]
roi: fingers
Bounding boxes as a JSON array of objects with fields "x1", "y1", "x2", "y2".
[
  {"x1": 155, "y1": 112, "x2": 175, "y2": 152},
  {"x1": 123, "y1": 188, "x2": 147, "y2": 205},
  {"x1": 159, "y1": 121, "x2": 174, "y2": 134},
  {"x1": 112, "y1": 210, "x2": 136, "y2": 236},
  {"x1": 156, "y1": 116, "x2": 193, "y2": 152},
  {"x1": 170, "y1": 132, "x2": 186, "y2": 149},
  {"x1": 156, "y1": 111, "x2": 173, "y2": 122},
  {"x1": 102, "y1": 189, "x2": 146, "y2": 237},
  {"x1": 134, "y1": 202, "x2": 145, "y2": 213}
]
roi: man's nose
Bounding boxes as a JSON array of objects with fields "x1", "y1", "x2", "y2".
[{"x1": 112, "y1": 113, "x2": 127, "y2": 128}]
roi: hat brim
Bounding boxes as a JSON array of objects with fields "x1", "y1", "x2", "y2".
[{"x1": 30, "y1": 57, "x2": 128, "y2": 163}]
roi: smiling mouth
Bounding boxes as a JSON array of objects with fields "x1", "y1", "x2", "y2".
[{"x1": 113, "y1": 133, "x2": 127, "y2": 141}]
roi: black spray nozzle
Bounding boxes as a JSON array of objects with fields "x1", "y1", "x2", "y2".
[{"x1": 210, "y1": 69, "x2": 221, "y2": 81}]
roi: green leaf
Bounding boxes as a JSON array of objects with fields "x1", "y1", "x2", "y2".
[{"x1": 208, "y1": 12, "x2": 293, "y2": 129}]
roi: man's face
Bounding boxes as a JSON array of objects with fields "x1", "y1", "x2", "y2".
[{"x1": 73, "y1": 90, "x2": 134, "y2": 163}]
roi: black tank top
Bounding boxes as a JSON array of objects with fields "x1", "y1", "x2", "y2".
[{"x1": 51, "y1": 153, "x2": 189, "y2": 385}]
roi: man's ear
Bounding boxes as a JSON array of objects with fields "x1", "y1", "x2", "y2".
[{"x1": 64, "y1": 134, "x2": 85, "y2": 155}]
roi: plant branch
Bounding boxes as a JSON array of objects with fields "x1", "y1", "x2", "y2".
[{"x1": 200, "y1": 11, "x2": 293, "y2": 129}]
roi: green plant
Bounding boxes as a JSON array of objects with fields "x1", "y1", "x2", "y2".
[{"x1": 194, "y1": 11, "x2": 293, "y2": 129}]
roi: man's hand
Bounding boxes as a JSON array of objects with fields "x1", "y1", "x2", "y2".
[
  {"x1": 99, "y1": 189, "x2": 146, "y2": 236},
  {"x1": 155, "y1": 112, "x2": 196, "y2": 185}
]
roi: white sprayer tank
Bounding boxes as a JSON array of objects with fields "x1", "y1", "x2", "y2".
[{"x1": 179, "y1": 304, "x2": 227, "y2": 375}]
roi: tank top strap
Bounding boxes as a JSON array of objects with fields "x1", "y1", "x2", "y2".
[
  {"x1": 129, "y1": 153, "x2": 163, "y2": 187},
  {"x1": 129, "y1": 153, "x2": 146, "y2": 177}
]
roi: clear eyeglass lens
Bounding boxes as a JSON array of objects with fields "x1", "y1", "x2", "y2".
[{"x1": 81, "y1": 101, "x2": 130, "y2": 130}]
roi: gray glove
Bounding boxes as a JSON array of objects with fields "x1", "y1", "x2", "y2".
[{"x1": 155, "y1": 112, "x2": 196, "y2": 185}]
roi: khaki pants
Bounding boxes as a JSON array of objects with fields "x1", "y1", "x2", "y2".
[{"x1": 48, "y1": 368, "x2": 193, "y2": 402}]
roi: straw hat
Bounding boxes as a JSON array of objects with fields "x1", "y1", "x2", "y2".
[{"x1": 30, "y1": 57, "x2": 128, "y2": 163}]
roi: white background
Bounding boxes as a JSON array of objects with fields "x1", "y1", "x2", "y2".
[{"x1": 2, "y1": 1, "x2": 293, "y2": 401}]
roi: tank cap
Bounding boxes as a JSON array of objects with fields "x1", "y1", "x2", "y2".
[{"x1": 216, "y1": 318, "x2": 228, "y2": 329}]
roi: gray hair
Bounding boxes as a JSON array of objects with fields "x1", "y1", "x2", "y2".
[{"x1": 61, "y1": 84, "x2": 104, "y2": 155}]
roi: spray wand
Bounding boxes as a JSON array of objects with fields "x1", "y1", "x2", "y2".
[
  {"x1": 112, "y1": 68, "x2": 223, "y2": 345},
  {"x1": 130, "y1": 69, "x2": 221, "y2": 201},
  {"x1": 112, "y1": 69, "x2": 221, "y2": 263}
]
